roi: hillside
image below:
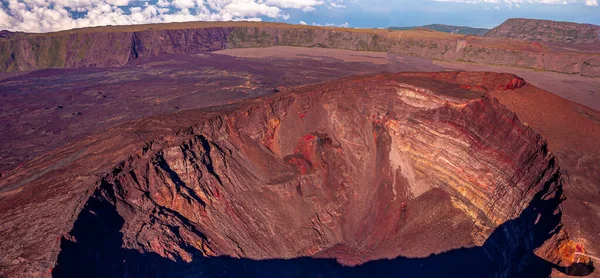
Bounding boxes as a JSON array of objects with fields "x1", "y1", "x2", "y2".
[{"x1": 486, "y1": 18, "x2": 600, "y2": 44}]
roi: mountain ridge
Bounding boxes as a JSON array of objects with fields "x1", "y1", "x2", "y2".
[
  {"x1": 389, "y1": 24, "x2": 489, "y2": 36},
  {"x1": 486, "y1": 18, "x2": 600, "y2": 44},
  {"x1": 1, "y1": 21, "x2": 599, "y2": 77}
]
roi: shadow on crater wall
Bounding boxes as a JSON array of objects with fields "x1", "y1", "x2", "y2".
[{"x1": 53, "y1": 172, "x2": 594, "y2": 278}]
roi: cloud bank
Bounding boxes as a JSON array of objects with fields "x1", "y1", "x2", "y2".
[{"x1": 0, "y1": 0, "x2": 347, "y2": 32}]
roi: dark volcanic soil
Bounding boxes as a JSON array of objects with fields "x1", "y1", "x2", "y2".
[{"x1": 0, "y1": 51, "x2": 445, "y2": 173}]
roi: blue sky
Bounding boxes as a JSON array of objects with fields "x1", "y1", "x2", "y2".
[
  {"x1": 305, "y1": 1, "x2": 600, "y2": 28},
  {"x1": 0, "y1": 0, "x2": 598, "y2": 32}
]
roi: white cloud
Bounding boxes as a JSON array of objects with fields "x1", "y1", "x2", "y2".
[
  {"x1": 224, "y1": 1, "x2": 282, "y2": 17},
  {"x1": 309, "y1": 21, "x2": 350, "y2": 27},
  {"x1": 0, "y1": 0, "x2": 346, "y2": 32},
  {"x1": 327, "y1": 0, "x2": 347, "y2": 8},
  {"x1": 329, "y1": 2, "x2": 346, "y2": 8},
  {"x1": 299, "y1": 20, "x2": 307, "y2": 24},
  {"x1": 264, "y1": 0, "x2": 325, "y2": 11},
  {"x1": 105, "y1": 0, "x2": 131, "y2": 5},
  {"x1": 172, "y1": 0, "x2": 197, "y2": 9},
  {"x1": 585, "y1": 0, "x2": 598, "y2": 5},
  {"x1": 0, "y1": 7, "x2": 11, "y2": 25},
  {"x1": 157, "y1": 0, "x2": 171, "y2": 7}
]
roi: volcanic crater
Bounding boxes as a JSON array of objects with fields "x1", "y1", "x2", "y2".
[{"x1": 9, "y1": 72, "x2": 576, "y2": 277}]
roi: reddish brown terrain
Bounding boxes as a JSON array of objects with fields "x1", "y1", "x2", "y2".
[
  {"x1": 0, "y1": 21, "x2": 599, "y2": 278},
  {"x1": 0, "y1": 71, "x2": 582, "y2": 277},
  {"x1": 486, "y1": 18, "x2": 600, "y2": 44},
  {"x1": 217, "y1": 46, "x2": 600, "y2": 111}
]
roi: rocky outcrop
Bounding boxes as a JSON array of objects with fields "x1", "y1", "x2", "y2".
[
  {"x1": 0, "y1": 72, "x2": 587, "y2": 277},
  {"x1": 486, "y1": 18, "x2": 600, "y2": 44},
  {"x1": 0, "y1": 30, "x2": 22, "y2": 39},
  {"x1": 1, "y1": 22, "x2": 599, "y2": 77}
]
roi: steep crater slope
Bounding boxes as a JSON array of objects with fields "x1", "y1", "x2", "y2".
[
  {"x1": 56, "y1": 74, "x2": 567, "y2": 276},
  {"x1": 0, "y1": 72, "x2": 589, "y2": 277}
]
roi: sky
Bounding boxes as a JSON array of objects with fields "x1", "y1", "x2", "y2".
[{"x1": 0, "y1": 0, "x2": 598, "y2": 33}]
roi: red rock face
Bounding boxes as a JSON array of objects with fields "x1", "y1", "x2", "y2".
[{"x1": 0, "y1": 72, "x2": 582, "y2": 277}]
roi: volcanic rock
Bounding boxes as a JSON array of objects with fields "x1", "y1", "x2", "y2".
[{"x1": 0, "y1": 72, "x2": 588, "y2": 277}]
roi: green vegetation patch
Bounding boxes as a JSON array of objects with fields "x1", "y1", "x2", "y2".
[{"x1": 26, "y1": 36, "x2": 68, "y2": 68}]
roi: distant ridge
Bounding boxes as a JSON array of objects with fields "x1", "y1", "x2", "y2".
[
  {"x1": 0, "y1": 21, "x2": 598, "y2": 77},
  {"x1": 485, "y1": 18, "x2": 600, "y2": 44},
  {"x1": 389, "y1": 24, "x2": 489, "y2": 36}
]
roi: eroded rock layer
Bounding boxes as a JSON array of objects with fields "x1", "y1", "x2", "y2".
[{"x1": 34, "y1": 73, "x2": 570, "y2": 276}]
